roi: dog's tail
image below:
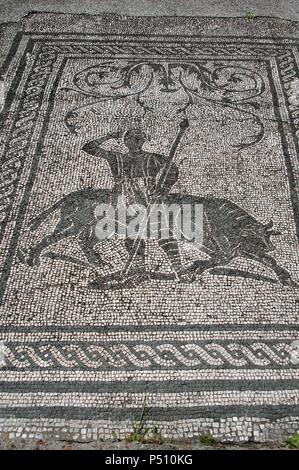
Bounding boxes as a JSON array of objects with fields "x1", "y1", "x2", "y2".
[{"x1": 30, "y1": 197, "x2": 65, "y2": 231}]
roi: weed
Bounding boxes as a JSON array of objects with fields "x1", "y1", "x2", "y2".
[
  {"x1": 245, "y1": 11, "x2": 256, "y2": 21},
  {"x1": 126, "y1": 397, "x2": 163, "y2": 444},
  {"x1": 199, "y1": 432, "x2": 217, "y2": 447},
  {"x1": 287, "y1": 433, "x2": 299, "y2": 449},
  {"x1": 111, "y1": 430, "x2": 120, "y2": 442}
]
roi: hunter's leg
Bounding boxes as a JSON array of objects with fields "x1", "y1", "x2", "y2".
[{"x1": 157, "y1": 237, "x2": 194, "y2": 282}]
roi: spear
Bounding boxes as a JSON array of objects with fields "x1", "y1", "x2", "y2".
[{"x1": 121, "y1": 118, "x2": 190, "y2": 277}]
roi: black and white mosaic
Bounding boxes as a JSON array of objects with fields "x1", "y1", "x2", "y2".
[{"x1": 0, "y1": 14, "x2": 299, "y2": 442}]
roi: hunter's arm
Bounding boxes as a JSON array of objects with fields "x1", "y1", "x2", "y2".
[{"x1": 82, "y1": 132, "x2": 121, "y2": 160}]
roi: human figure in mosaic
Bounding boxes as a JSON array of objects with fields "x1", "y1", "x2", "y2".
[
  {"x1": 82, "y1": 120, "x2": 193, "y2": 283},
  {"x1": 17, "y1": 118, "x2": 298, "y2": 289}
]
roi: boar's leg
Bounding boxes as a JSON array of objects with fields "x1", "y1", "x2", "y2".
[
  {"x1": 21, "y1": 226, "x2": 75, "y2": 267},
  {"x1": 242, "y1": 250, "x2": 298, "y2": 287}
]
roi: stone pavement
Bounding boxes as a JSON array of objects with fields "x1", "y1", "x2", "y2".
[
  {"x1": 0, "y1": 0, "x2": 299, "y2": 23},
  {"x1": 0, "y1": 436, "x2": 291, "y2": 450},
  {"x1": 0, "y1": 13, "x2": 299, "y2": 446}
]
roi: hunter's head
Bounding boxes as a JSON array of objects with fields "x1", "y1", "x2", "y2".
[{"x1": 123, "y1": 128, "x2": 147, "y2": 153}]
